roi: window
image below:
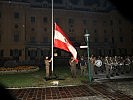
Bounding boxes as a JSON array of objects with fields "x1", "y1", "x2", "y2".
[
  {"x1": 19, "y1": 50, "x2": 22, "y2": 56},
  {"x1": 31, "y1": 28, "x2": 35, "y2": 31},
  {"x1": 94, "y1": 29, "x2": 97, "y2": 33},
  {"x1": 69, "y1": 29, "x2": 72, "y2": 33},
  {"x1": 93, "y1": 20, "x2": 97, "y2": 25},
  {"x1": 104, "y1": 29, "x2": 106, "y2": 33},
  {"x1": 30, "y1": 36, "x2": 36, "y2": 43},
  {"x1": 104, "y1": 37, "x2": 108, "y2": 42},
  {"x1": 43, "y1": 17, "x2": 48, "y2": 23},
  {"x1": 84, "y1": 0, "x2": 91, "y2": 6},
  {"x1": 119, "y1": 19, "x2": 122, "y2": 24},
  {"x1": 119, "y1": 28, "x2": 122, "y2": 32},
  {"x1": 94, "y1": 38, "x2": 98, "y2": 42},
  {"x1": 0, "y1": 32, "x2": 1, "y2": 42},
  {"x1": 132, "y1": 37, "x2": 133, "y2": 42},
  {"x1": 44, "y1": 28, "x2": 47, "y2": 32},
  {"x1": 0, "y1": 50, "x2": 3, "y2": 57},
  {"x1": 131, "y1": 29, "x2": 133, "y2": 32},
  {"x1": 14, "y1": 32, "x2": 19, "y2": 42},
  {"x1": 69, "y1": 28, "x2": 74, "y2": 33},
  {"x1": 120, "y1": 37, "x2": 124, "y2": 43},
  {"x1": 83, "y1": 19, "x2": 87, "y2": 25},
  {"x1": 54, "y1": 0, "x2": 62, "y2": 4},
  {"x1": 10, "y1": 49, "x2": 13, "y2": 56},
  {"x1": 31, "y1": 16, "x2": 35, "y2": 23},
  {"x1": 41, "y1": 49, "x2": 49, "y2": 56},
  {"x1": 14, "y1": 24, "x2": 19, "y2": 28},
  {"x1": 112, "y1": 37, "x2": 114, "y2": 44},
  {"x1": 68, "y1": 18, "x2": 74, "y2": 24},
  {"x1": 14, "y1": 12, "x2": 19, "y2": 19},
  {"x1": 103, "y1": 20, "x2": 106, "y2": 24},
  {"x1": 70, "y1": 0, "x2": 79, "y2": 5},
  {"x1": 110, "y1": 20, "x2": 113, "y2": 25},
  {"x1": 0, "y1": 11, "x2": 1, "y2": 18},
  {"x1": 43, "y1": 37, "x2": 49, "y2": 43},
  {"x1": 28, "y1": 50, "x2": 37, "y2": 57},
  {"x1": 35, "y1": 0, "x2": 43, "y2": 2},
  {"x1": 119, "y1": 48, "x2": 122, "y2": 55},
  {"x1": 112, "y1": 29, "x2": 113, "y2": 32},
  {"x1": 10, "y1": 49, "x2": 20, "y2": 58}
]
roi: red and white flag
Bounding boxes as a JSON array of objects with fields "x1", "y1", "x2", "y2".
[{"x1": 54, "y1": 23, "x2": 78, "y2": 62}]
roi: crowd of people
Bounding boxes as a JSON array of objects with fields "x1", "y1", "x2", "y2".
[
  {"x1": 44, "y1": 55, "x2": 133, "y2": 81},
  {"x1": 78, "y1": 55, "x2": 133, "y2": 79}
]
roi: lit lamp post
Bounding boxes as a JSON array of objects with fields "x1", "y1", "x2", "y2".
[{"x1": 84, "y1": 30, "x2": 91, "y2": 83}]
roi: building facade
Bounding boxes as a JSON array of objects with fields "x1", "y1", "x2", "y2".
[{"x1": 0, "y1": 0, "x2": 133, "y2": 62}]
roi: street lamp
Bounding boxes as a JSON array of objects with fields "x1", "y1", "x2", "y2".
[{"x1": 84, "y1": 30, "x2": 92, "y2": 83}]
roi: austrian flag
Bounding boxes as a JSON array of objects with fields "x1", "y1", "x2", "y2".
[{"x1": 54, "y1": 23, "x2": 78, "y2": 62}]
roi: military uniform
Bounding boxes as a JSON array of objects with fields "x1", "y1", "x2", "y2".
[
  {"x1": 79, "y1": 57, "x2": 87, "y2": 76},
  {"x1": 104, "y1": 57, "x2": 111, "y2": 78},
  {"x1": 90, "y1": 55, "x2": 96, "y2": 79},
  {"x1": 124, "y1": 57, "x2": 131, "y2": 73},
  {"x1": 44, "y1": 57, "x2": 51, "y2": 79},
  {"x1": 69, "y1": 57, "x2": 77, "y2": 78}
]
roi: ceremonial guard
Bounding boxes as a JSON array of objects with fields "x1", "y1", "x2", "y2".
[
  {"x1": 124, "y1": 56, "x2": 131, "y2": 73},
  {"x1": 119, "y1": 57, "x2": 124, "y2": 74},
  {"x1": 44, "y1": 56, "x2": 52, "y2": 80},
  {"x1": 69, "y1": 57, "x2": 78, "y2": 78},
  {"x1": 90, "y1": 55, "x2": 96, "y2": 80},
  {"x1": 99, "y1": 56, "x2": 104, "y2": 73},
  {"x1": 79, "y1": 56, "x2": 87, "y2": 76},
  {"x1": 113, "y1": 56, "x2": 119, "y2": 76},
  {"x1": 104, "y1": 56, "x2": 111, "y2": 78},
  {"x1": 130, "y1": 56, "x2": 133, "y2": 71}
]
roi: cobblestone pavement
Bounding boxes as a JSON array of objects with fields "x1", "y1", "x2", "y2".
[
  {"x1": 8, "y1": 85, "x2": 106, "y2": 100},
  {"x1": 1, "y1": 72, "x2": 133, "y2": 100},
  {"x1": 106, "y1": 80, "x2": 133, "y2": 97},
  {"x1": 0, "y1": 80, "x2": 132, "y2": 100}
]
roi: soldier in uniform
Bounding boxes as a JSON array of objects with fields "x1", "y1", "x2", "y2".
[
  {"x1": 124, "y1": 56, "x2": 131, "y2": 73},
  {"x1": 69, "y1": 57, "x2": 78, "y2": 78},
  {"x1": 104, "y1": 56, "x2": 111, "y2": 78},
  {"x1": 79, "y1": 56, "x2": 87, "y2": 76},
  {"x1": 90, "y1": 55, "x2": 96, "y2": 80},
  {"x1": 44, "y1": 56, "x2": 52, "y2": 80},
  {"x1": 113, "y1": 56, "x2": 119, "y2": 76},
  {"x1": 119, "y1": 57, "x2": 124, "y2": 74},
  {"x1": 108, "y1": 57, "x2": 114, "y2": 77},
  {"x1": 130, "y1": 56, "x2": 133, "y2": 71}
]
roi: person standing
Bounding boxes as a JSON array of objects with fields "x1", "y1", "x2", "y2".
[
  {"x1": 90, "y1": 55, "x2": 96, "y2": 80},
  {"x1": 44, "y1": 56, "x2": 52, "y2": 80},
  {"x1": 104, "y1": 56, "x2": 111, "y2": 78},
  {"x1": 69, "y1": 57, "x2": 78, "y2": 78},
  {"x1": 79, "y1": 56, "x2": 87, "y2": 76}
]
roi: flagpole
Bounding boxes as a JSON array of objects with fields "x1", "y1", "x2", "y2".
[{"x1": 51, "y1": 0, "x2": 54, "y2": 74}]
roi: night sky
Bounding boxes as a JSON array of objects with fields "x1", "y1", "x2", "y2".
[{"x1": 109, "y1": 0, "x2": 133, "y2": 22}]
